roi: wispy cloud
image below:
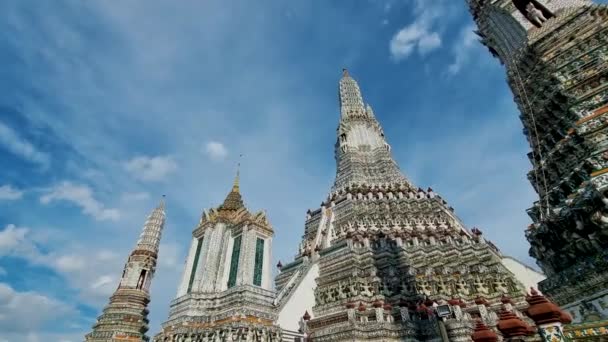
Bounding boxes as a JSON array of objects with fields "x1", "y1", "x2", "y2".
[
  {"x1": 447, "y1": 24, "x2": 479, "y2": 75},
  {"x1": 90, "y1": 275, "x2": 113, "y2": 290},
  {"x1": 124, "y1": 155, "x2": 177, "y2": 181},
  {"x1": 390, "y1": 24, "x2": 441, "y2": 59},
  {"x1": 40, "y1": 182, "x2": 120, "y2": 221},
  {"x1": 0, "y1": 225, "x2": 29, "y2": 256},
  {"x1": 0, "y1": 282, "x2": 77, "y2": 333},
  {"x1": 0, "y1": 224, "x2": 125, "y2": 303},
  {"x1": 0, "y1": 121, "x2": 50, "y2": 168},
  {"x1": 389, "y1": 0, "x2": 446, "y2": 60},
  {"x1": 203, "y1": 141, "x2": 228, "y2": 161},
  {"x1": 0, "y1": 185, "x2": 23, "y2": 200},
  {"x1": 121, "y1": 191, "x2": 150, "y2": 201}
]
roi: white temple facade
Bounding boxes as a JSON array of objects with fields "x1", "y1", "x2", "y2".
[
  {"x1": 147, "y1": 69, "x2": 548, "y2": 342},
  {"x1": 154, "y1": 173, "x2": 281, "y2": 341},
  {"x1": 274, "y1": 70, "x2": 545, "y2": 341}
]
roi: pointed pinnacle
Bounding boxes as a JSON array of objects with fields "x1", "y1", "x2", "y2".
[
  {"x1": 233, "y1": 164, "x2": 240, "y2": 192},
  {"x1": 158, "y1": 194, "x2": 166, "y2": 210}
]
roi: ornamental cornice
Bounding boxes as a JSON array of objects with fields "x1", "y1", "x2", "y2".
[{"x1": 194, "y1": 208, "x2": 274, "y2": 236}]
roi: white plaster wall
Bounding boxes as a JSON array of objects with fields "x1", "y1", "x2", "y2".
[
  {"x1": 220, "y1": 234, "x2": 235, "y2": 291},
  {"x1": 262, "y1": 236, "x2": 272, "y2": 290},
  {"x1": 203, "y1": 223, "x2": 228, "y2": 291},
  {"x1": 501, "y1": 257, "x2": 545, "y2": 292},
  {"x1": 176, "y1": 237, "x2": 199, "y2": 297},
  {"x1": 237, "y1": 228, "x2": 255, "y2": 287},
  {"x1": 277, "y1": 263, "x2": 319, "y2": 332},
  {"x1": 313, "y1": 210, "x2": 327, "y2": 249},
  {"x1": 214, "y1": 228, "x2": 233, "y2": 291},
  {"x1": 120, "y1": 261, "x2": 142, "y2": 288},
  {"x1": 348, "y1": 124, "x2": 384, "y2": 149}
]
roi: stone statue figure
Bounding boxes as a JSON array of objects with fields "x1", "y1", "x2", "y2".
[
  {"x1": 526, "y1": 2, "x2": 548, "y2": 27},
  {"x1": 314, "y1": 289, "x2": 324, "y2": 305},
  {"x1": 338, "y1": 283, "x2": 348, "y2": 299},
  {"x1": 493, "y1": 278, "x2": 508, "y2": 294},
  {"x1": 349, "y1": 282, "x2": 359, "y2": 296},
  {"x1": 455, "y1": 279, "x2": 470, "y2": 295},
  {"x1": 360, "y1": 283, "x2": 371, "y2": 297}
]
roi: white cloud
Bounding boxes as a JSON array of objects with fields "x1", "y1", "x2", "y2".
[
  {"x1": 0, "y1": 224, "x2": 123, "y2": 302},
  {"x1": 0, "y1": 225, "x2": 29, "y2": 256},
  {"x1": 418, "y1": 32, "x2": 442, "y2": 54},
  {"x1": 0, "y1": 333, "x2": 83, "y2": 342},
  {"x1": 389, "y1": 0, "x2": 445, "y2": 60},
  {"x1": 0, "y1": 282, "x2": 77, "y2": 333},
  {"x1": 96, "y1": 250, "x2": 118, "y2": 261},
  {"x1": 203, "y1": 141, "x2": 228, "y2": 161},
  {"x1": 40, "y1": 182, "x2": 120, "y2": 221},
  {"x1": 124, "y1": 155, "x2": 177, "y2": 181},
  {"x1": 158, "y1": 243, "x2": 182, "y2": 271},
  {"x1": 0, "y1": 185, "x2": 23, "y2": 200},
  {"x1": 0, "y1": 121, "x2": 50, "y2": 168},
  {"x1": 121, "y1": 191, "x2": 151, "y2": 201},
  {"x1": 447, "y1": 24, "x2": 479, "y2": 75},
  {"x1": 390, "y1": 23, "x2": 441, "y2": 60},
  {"x1": 54, "y1": 255, "x2": 86, "y2": 273},
  {"x1": 91, "y1": 275, "x2": 113, "y2": 290}
]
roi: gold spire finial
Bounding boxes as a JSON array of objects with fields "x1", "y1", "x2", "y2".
[
  {"x1": 231, "y1": 153, "x2": 244, "y2": 192},
  {"x1": 233, "y1": 162, "x2": 240, "y2": 191},
  {"x1": 219, "y1": 155, "x2": 245, "y2": 211},
  {"x1": 342, "y1": 68, "x2": 349, "y2": 77}
]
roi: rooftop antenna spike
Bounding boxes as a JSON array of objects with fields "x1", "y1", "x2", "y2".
[
  {"x1": 233, "y1": 154, "x2": 243, "y2": 191},
  {"x1": 158, "y1": 194, "x2": 166, "y2": 209}
]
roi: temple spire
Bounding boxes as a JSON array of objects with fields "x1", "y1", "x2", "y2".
[
  {"x1": 233, "y1": 162, "x2": 240, "y2": 192},
  {"x1": 333, "y1": 69, "x2": 411, "y2": 192},
  {"x1": 135, "y1": 196, "x2": 166, "y2": 253},
  {"x1": 219, "y1": 162, "x2": 245, "y2": 211},
  {"x1": 339, "y1": 68, "x2": 365, "y2": 116},
  {"x1": 85, "y1": 202, "x2": 166, "y2": 341}
]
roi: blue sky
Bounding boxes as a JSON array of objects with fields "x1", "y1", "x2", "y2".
[{"x1": 0, "y1": 0, "x2": 564, "y2": 340}]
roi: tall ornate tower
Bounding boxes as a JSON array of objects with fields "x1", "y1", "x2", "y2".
[
  {"x1": 85, "y1": 199, "x2": 166, "y2": 342},
  {"x1": 154, "y1": 172, "x2": 281, "y2": 341},
  {"x1": 275, "y1": 70, "x2": 535, "y2": 341},
  {"x1": 468, "y1": 0, "x2": 608, "y2": 331}
]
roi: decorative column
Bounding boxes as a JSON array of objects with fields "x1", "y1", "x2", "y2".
[
  {"x1": 299, "y1": 310, "x2": 311, "y2": 341},
  {"x1": 346, "y1": 302, "x2": 356, "y2": 322},
  {"x1": 472, "y1": 320, "x2": 498, "y2": 342},
  {"x1": 358, "y1": 302, "x2": 368, "y2": 322},
  {"x1": 398, "y1": 299, "x2": 411, "y2": 322},
  {"x1": 497, "y1": 306, "x2": 533, "y2": 342},
  {"x1": 444, "y1": 307, "x2": 474, "y2": 341},
  {"x1": 373, "y1": 299, "x2": 384, "y2": 322},
  {"x1": 525, "y1": 288, "x2": 572, "y2": 342},
  {"x1": 384, "y1": 303, "x2": 393, "y2": 322}
]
